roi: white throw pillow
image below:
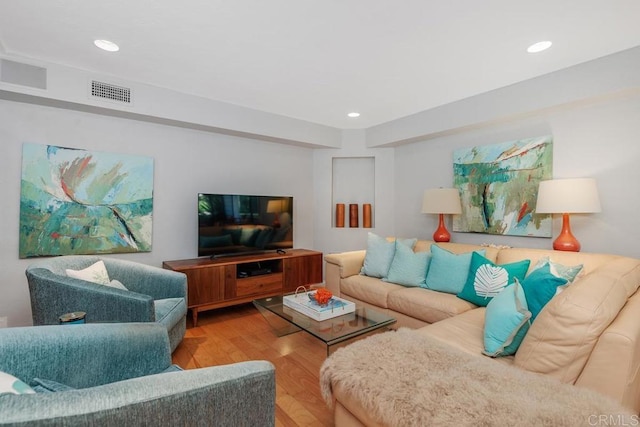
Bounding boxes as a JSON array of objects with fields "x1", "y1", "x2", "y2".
[
  {"x1": 66, "y1": 260, "x2": 110, "y2": 285},
  {"x1": 0, "y1": 371, "x2": 35, "y2": 395},
  {"x1": 108, "y1": 279, "x2": 128, "y2": 290}
]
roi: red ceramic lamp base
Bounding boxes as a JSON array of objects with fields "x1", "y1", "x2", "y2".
[
  {"x1": 432, "y1": 213, "x2": 451, "y2": 243},
  {"x1": 553, "y1": 213, "x2": 581, "y2": 252}
]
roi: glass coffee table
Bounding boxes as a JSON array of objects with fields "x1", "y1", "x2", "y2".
[{"x1": 253, "y1": 295, "x2": 396, "y2": 355}]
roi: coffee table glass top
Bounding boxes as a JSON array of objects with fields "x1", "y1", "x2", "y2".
[{"x1": 253, "y1": 295, "x2": 396, "y2": 347}]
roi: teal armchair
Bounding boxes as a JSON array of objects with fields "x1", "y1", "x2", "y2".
[
  {"x1": 0, "y1": 323, "x2": 276, "y2": 426},
  {"x1": 26, "y1": 256, "x2": 187, "y2": 351}
]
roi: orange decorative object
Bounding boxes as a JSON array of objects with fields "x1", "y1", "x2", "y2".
[
  {"x1": 314, "y1": 288, "x2": 333, "y2": 305},
  {"x1": 432, "y1": 213, "x2": 451, "y2": 242},
  {"x1": 363, "y1": 203, "x2": 372, "y2": 228},
  {"x1": 349, "y1": 204, "x2": 359, "y2": 227},
  {"x1": 335, "y1": 203, "x2": 345, "y2": 227},
  {"x1": 553, "y1": 213, "x2": 581, "y2": 252}
]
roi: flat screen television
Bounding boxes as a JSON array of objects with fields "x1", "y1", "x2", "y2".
[{"x1": 198, "y1": 193, "x2": 293, "y2": 258}]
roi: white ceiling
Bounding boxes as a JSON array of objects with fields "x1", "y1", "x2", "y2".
[{"x1": 1, "y1": 1, "x2": 640, "y2": 129}]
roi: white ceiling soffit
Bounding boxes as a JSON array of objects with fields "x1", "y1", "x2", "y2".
[{"x1": 0, "y1": 1, "x2": 639, "y2": 129}]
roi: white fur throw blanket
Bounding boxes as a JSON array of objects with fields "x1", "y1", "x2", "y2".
[{"x1": 320, "y1": 329, "x2": 633, "y2": 426}]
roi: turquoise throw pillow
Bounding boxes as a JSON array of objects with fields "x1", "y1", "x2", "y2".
[
  {"x1": 384, "y1": 242, "x2": 431, "y2": 287},
  {"x1": 520, "y1": 263, "x2": 568, "y2": 322},
  {"x1": 483, "y1": 280, "x2": 531, "y2": 357},
  {"x1": 424, "y1": 245, "x2": 486, "y2": 293},
  {"x1": 457, "y1": 252, "x2": 530, "y2": 306},
  {"x1": 397, "y1": 237, "x2": 418, "y2": 250},
  {"x1": 0, "y1": 371, "x2": 35, "y2": 395},
  {"x1": 361, "y1": 233, "x2": 396, "y2": 278}
]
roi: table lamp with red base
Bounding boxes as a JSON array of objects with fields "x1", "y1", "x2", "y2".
[
  {"x1": 421, "y1": 188, "x2": 462, "y2": 243},
  {"x1": 535, "y1": 178, "x2": 601, "y2": 252}
]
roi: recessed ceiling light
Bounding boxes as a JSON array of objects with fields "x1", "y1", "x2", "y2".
[
  {"x1": 347, "y1": 112, "x2": 360, "y2": 118},
  {"x1": 527, "y1": 41, "x2": 552, "y2": 53},
  {"x1": 94, "y1": 39, "x2": 119, "y2": 52}
]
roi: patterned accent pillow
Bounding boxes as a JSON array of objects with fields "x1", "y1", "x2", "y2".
[
  {"x1": 0, "y1": 371, "x2": 35, "y2": 395},
  {"x1": 66, "y1": 260, "x2": 110, "y2": 285},
  {"x1": 531, "y1": 256, "x2": 584, "y2": 295},
  {"x1": 457, "y1": 252, "x2": 530, "y2": 306},
  {"x1": 361, "y1": 233, "x2": 396, "y2": 278},
  {"x1": 383, "y1": 242, "x2": 431, "y2": 287},
  {"x1": 361, "y1": 234, "x2": 418, "y2": 279},
  {"x1": 424, "y1": 245, "x2": 486, "y2": 294},
  {"x1": 532, "y1": 256, "x2": 584, "y2": 281}
]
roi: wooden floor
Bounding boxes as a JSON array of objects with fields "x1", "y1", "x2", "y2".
[{"x1": 172, "y1": 303, "x2": 335, "y2": 427}]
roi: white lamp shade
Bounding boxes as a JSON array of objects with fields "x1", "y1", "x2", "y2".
[
  {"x1": 421, "y1": 188, "x2": 462, "y2": 214},
  {"x1": 536, "y1": 178, "x2": 601, "y2": 214}
]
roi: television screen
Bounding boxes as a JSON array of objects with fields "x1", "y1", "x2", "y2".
[{"x1": 198, "y1": 193, "x2": 293, "y2": 258}]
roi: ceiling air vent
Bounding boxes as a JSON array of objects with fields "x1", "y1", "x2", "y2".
[{"x1": 91, "y1": 80, "x2": 131, "y2": 104}]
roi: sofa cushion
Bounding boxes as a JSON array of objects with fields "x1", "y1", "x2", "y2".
[
  {"x1": 483, "y1": 280, "x2": 531, "y2": 357},
  {"x1": 360, "y1": 233, "x2": 396, "y2": 278},
  {"x1": 519, "y1": 263, "x2": 567, "y2": 322},
  {"x1": 457, "y1": 252, "x2": 530, "y2": 307},
  {"x1": 424, "y1": 245, "x2": 486, "y2": 294},
  {"x1": 515, "y1": 257, "x2": 640, "y2": 384},
  {"x1": 415, "y1": 308, "x2": 518, "y2": 364},
  {"x1": 384, "y1": 242, "x2": 431, "y2": 287},
  {"x1": 388, "y1": 287, "x2": 476, "y2": 324},
  {"x1": 341, "y1": 275, "x2": 402, "y2": 308}
]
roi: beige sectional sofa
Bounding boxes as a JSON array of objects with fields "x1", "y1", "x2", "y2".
[{"x1": 324, "y1": 240, "x2": 640, "y2": 424}]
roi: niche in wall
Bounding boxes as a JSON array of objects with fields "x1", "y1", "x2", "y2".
[{"x1": 332, "y1": 157, "x2": 375, "y2": 228}]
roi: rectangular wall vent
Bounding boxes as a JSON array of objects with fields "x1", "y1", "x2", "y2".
[{"x1": 91, "y1": 80, "x2": 131, "y2": 103}]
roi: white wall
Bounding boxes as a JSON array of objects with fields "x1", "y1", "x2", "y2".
[
  {"x1": 0, "y1": 99, "x2": 316, "y2": 326},
  {"x1": 394, "y1": 93, "x2": 640, "y2": 258},
  {"x1": 313, "y1": 130, "x2": 395, "y2": 255}
]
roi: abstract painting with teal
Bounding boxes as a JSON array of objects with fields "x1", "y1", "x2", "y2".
[
  {"x1": 452, "y1": 136, "x2": 552, "y2": 237},
  {"x1": 19, "y1": 143, "x2": 153, "y2": 258}
]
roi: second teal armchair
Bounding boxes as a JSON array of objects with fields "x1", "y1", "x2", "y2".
[
  {"x1": 0, "y1": 323, "x2": 276, "y2": 426},
  {"x1": 26, "y1": 255, "x2": 187, "y2": 351}
]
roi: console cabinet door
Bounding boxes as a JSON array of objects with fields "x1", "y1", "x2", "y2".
[
  {"x1": 283, "y1": 253, "x2": 323, "y2": 293},
  {"x1": 183, "y1": 266, "x2": 226, "y2": 307}
]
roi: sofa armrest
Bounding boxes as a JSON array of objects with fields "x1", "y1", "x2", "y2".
[
  {"x1": 0, "y1": 361, "x2": 276, "y2": 427},
  {"x1": 27, "y1": 268, "x2": 155, "y2": 325},
  {"x1": 324, "y1": 250, "x2": 366, "y2": 278},
  {"x1": 324, "y1": 250, "x2": 366, "y2": 297}
]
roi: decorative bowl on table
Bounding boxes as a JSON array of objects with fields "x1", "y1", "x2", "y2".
[{"x1": 309, "y1": 288, "x2": 333, "y2": 306}]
